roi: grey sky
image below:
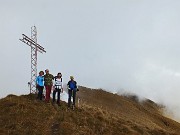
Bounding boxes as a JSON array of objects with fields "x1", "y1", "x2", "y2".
[{"x1": 1, "y1": 0, "x2": 180, "y2": 120}]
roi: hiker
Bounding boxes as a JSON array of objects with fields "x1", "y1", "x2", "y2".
[
  {"x1": 44, "y1": 69, "x2": 54, "y2": 102},
  {"x1": 53, "y1": 72, "x2": 63, "y2": 105},
  {"x1": 67, "y1": 76, "x2": 78, "y2": 109},
  {"x1": 36, "y1": 71, "x2": 44, "y2": 100}
]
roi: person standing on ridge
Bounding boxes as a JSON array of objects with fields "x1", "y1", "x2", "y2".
[
  {"x1": 67, "y1": 76, "x2": 78, "y2": 110},
  {"x1": 44, "y1": 69, "x2": 54, "y2": 103},
  {"x1": 53, "y1": 72, "x2": 63, "y2": 106},
  {"x1": 36, "y1": 71, "x2": 44, "y2": 100}
]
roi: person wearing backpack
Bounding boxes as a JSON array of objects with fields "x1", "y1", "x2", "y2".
[
  {"x1": 67, "y1": 76, "x2": 78, "y2": 110},
  {"x1": 53, "y1": 72, "x2": 63, "y2": 105},
  {"x1": 36, "y1": 71, "x2": 44, "y2": 100},
  {"x1": 44, "y1": 69, "x2": 54, "y2": 103}
]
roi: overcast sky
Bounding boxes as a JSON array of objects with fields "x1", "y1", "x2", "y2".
[{"x1": 1, "y1": 0, "x2": 180, "y2": 120}]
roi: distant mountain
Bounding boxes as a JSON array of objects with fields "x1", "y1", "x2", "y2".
[{"x1": 0, "y1": 86, "x2": 180, "y2": 135}]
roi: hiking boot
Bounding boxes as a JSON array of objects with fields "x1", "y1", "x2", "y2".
[
  {"x1": 45, "y1": 100, "x2": 50, "y2": 104},
  {"x1": 72, "y1": 105, "x2": 75, "y2": 110},
  {"x1": 68, "y1": 105, "x2": 71, "y2": 109}
]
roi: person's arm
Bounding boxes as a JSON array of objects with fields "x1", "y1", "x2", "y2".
[
  {"x1": 44, "y1": 75, "x2": 46, "y2": 82},
  {"x1": 75, "y1": 81, "x2": 77, "y2": 88},
  {"x1": 52, "y1": 78, "x2": 56, "y2": 90},
  {"x1": 42, "y1": 76, "x2": 44, "y2": 86},
  {"x1": 52, "y1": 74, "x2": 54, "y2": 80},
  {"x1": 52, "y1": 79, "x2": 55, "y2": 86},
  {"x1": 36, "y1": 76, "x2": 39, "y2": 86},
  {"x1": 61, "y1": 78, "x2": 63, "y2": 93},
  {"x1": 67, "y1": 81, "x2": 70, "y2": 90},
  {"x1": 51, "y1": 75, "x2": 54, "y2": 91}
]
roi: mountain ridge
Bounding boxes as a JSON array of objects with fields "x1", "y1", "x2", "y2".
[{"x1": 0, "y1": 86, "x2": 180, "y2": 135}]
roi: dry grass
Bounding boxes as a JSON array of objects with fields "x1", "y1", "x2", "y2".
[
  {"x1": 0, "y1": 87, "x2": 180, "y2": 135},
  {"x1": 0, "y1": 94, "x2": 57, "y2": 135}
]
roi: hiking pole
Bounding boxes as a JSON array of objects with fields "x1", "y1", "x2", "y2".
[{"x1": 28, "y1": 82, "x2": 31, "y2": 94}]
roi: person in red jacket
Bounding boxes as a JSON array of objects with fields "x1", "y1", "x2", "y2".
[{"x1": 44, "y1": 69, "x2": 54, "y2": 102}]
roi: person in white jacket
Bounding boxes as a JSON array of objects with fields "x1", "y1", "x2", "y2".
[{"x1": 53, "y1": 73, "x2": 63, "y2": 105}]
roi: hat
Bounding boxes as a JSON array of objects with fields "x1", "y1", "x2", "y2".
[{"x1": 70, "y1": 76, "x2": 74, "y2": 79}]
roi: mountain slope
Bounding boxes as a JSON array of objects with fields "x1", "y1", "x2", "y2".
[
  {"x1": 77, "y1": 87, "x2": 180, "y2": 135},
  {"x1": 0, "y1": 87, "x2": 180, "y2": 135}
]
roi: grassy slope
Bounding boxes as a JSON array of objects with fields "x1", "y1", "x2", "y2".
[{"x1": 0, "y1": 87, "x2": 180, "y2": 135}]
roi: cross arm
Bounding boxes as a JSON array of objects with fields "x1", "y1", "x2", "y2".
[{"x1": 19, "y1": 34, "x2": 46, "y2": 53}]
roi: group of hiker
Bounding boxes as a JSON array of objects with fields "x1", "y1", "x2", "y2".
[{"x1": 36, "y1": 69, "x2": 78, "y2": 109}]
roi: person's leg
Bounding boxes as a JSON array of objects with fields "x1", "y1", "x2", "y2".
[
  {"x1": 53, "y1": 89, "x2": 56, "y2": 103},
  {"x1": 37, "y1": 86, "x2": 40, "y2": 99},
  {"x1": 47, "y1": 85, "x2": 52, "y2": 102},
  {"x1": 72, "y1": 90, "x2": 76, "y2": 106},
  {"x1": 57, "y1": 89, "x2": 61, "y2": 104},
  {"x1": 39, "y1": 86, "x2": 43, "y2": 100},
  {"x1": 68, "y1": 90, "x2": 72, "y2": 107},
  {"x1": 45, "y1": 86, "x2": 48, "y2": 101},
  {"x1": 45, "y1": 85, "x2": 51, "y2": 102}
]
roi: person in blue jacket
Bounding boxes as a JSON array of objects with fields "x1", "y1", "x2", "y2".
[
  {"x1": 67, "y1": 76, "x2": 78, "y2": 109},
  {"x1": 36, "y1": 71, "x2": 44, "y2": 100}
]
